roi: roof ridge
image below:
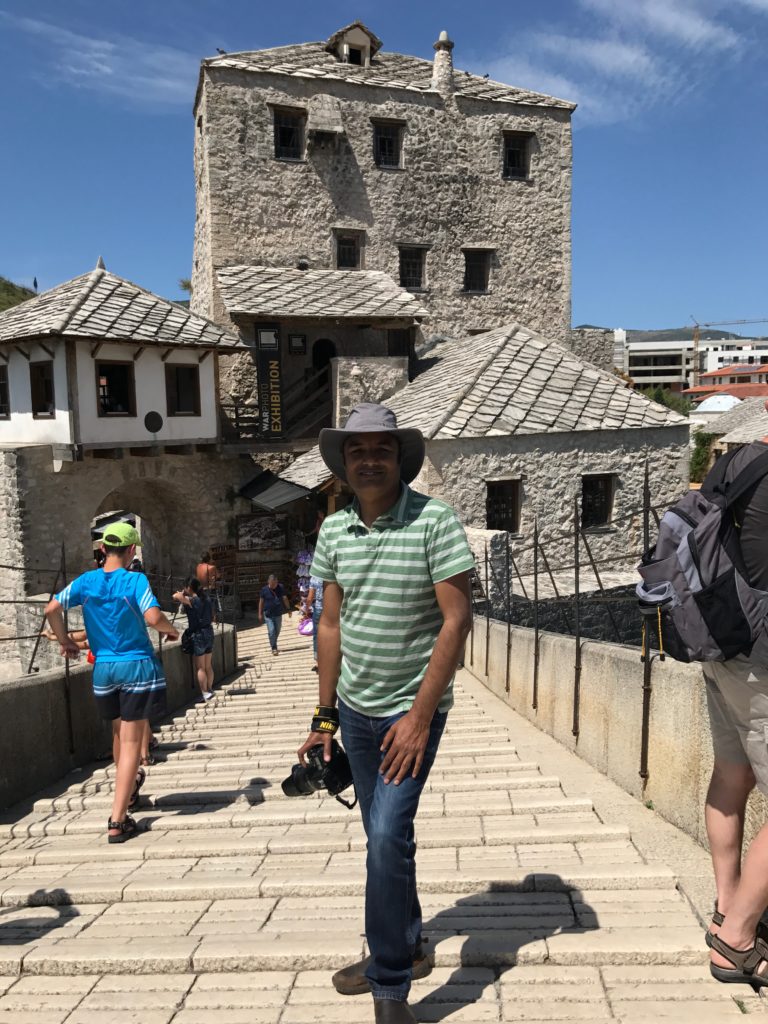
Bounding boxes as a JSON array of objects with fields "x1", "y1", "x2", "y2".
[
  {"x1": 420, "y1": 327, "x2": 514, "y2": 439},
  {"x1": 51, "y1": 268, "x2": 104, "y2": 335}
]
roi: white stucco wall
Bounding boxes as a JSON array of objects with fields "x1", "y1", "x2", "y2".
[
  {"x1": 0, "y1": 343, "x2": 72, "y2": 446},
  {"x1": 74, "y1": 343, "x2": 219, "y2": 446}
]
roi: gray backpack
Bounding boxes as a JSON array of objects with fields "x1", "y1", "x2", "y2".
[{"x1": 636, "y1": 446, "x2": 768, "y2": 663}]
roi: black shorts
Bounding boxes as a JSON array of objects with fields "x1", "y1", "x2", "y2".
[{"x1": 93, "y1": 657, "x2": 168, "y2": 723}]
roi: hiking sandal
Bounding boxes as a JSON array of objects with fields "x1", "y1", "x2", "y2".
[
  {"x1": 705, "y1": 904, "x2": 725, "y2": 949},
  {"x1": 710, "y1": 932, "x2": 768, "y2": 991},
  {"x1": 127, "y1": 766, "x2": 146, "y2": 811},
  {"x1": 107, "y1": 816, "x2": 138, "y2": 844}
]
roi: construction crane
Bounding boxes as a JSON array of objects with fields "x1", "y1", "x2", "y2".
[{"x1": 689, "y1": 318, "x2": 768, "y2": 387}]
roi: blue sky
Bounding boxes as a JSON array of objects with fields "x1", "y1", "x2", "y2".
[{"x1": 1, "y1": 0, "x2": 766, "y2": 330}]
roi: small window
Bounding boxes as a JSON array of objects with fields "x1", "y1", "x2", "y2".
[
  {"x1": 165, "y1": 364, "x2": 201, "y2": 416},
  {"x1": 30, "y1": 360, "x2": 55, "y2": 418},
  {"x1": 373, "y1": 121, "x2": 403, "y2": 168},
  {"x1": 96, "y1": 361, "x2": 136, "y2": 417},
  {"x1": 463, "y1": 250, "x2": 492, "y2": 293},
  {"x1": 273, "y1": 108, "x2": 305, "y2": 160},
  {"x1": 487, "y1": 480, "x2": 522, "y2": 533},
  {"x1": 503, "y1": 131, "x2": 532, "y2": 179},
  {"x1": 0, "y1": 364, "x2": 9, "y2": 418},
  {"x1": 348, "y1": 47, "x2": 363, "y2": 65},
  {"x1": 335, "y1": 232, "x2": 362, "y2": 270},
  {"x1": 581, "y1": 474, "x2": 616, "y2": 529},
  {"x1": 399, "y1": 247, "x2": 426, "y2": 290}
]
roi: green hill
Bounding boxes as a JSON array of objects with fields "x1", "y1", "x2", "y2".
[{"x1": 0, "y1": 276, "x2": 35, "y2": 313}]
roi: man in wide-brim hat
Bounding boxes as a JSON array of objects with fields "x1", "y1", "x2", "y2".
[{"x1": 297, "y1": 403, "x2": 475, "y2": 1024}]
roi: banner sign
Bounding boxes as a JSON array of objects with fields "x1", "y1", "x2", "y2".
[{"x1": 256, "y1": 327, "x2": 283, "y2": 438}]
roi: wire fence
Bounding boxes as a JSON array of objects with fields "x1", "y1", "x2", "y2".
[{"x1": 469, "y1": 463, "x2": 661, "y2": 781}]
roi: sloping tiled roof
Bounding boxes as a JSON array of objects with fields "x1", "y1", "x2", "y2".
[
  {"x1": 704, "y1": 396, "x2": 765, "y2": 437},
  {"x1": 216, "y1": 266, "x2": 429, "y2": 321},
  {"x1": 700, "y1": 363, "x2": 759, "y2": 379},
  {"x1": 685, "y1": 383, "x2": 768, "y2": 401},
  {"x1": 0, "y1": 269, "x2": 245, "y2": 349},
  {"x1": 279, "y1": 322, "x2": 687, "y2": 490},
  {"x1": 202, "y1": 41, "x2": 576, "y2": 111}
]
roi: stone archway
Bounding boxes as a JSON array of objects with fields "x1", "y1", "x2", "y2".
[{"x1": 92, "y1": 477, "x2": 199, "y2": 582}]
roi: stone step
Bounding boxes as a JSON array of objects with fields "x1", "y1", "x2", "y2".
[
  {"x1": 0, "y1": 822, "x2": 630, "y2": 867},
  {"x1": 0, "y1": 864, "x2": 678, "y2": 910},
  {"x1": 32, "y1": 774, "x2": 562, "y2": 814}
]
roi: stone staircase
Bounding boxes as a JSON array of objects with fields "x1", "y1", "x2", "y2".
[{"x1": 0, "y1": 623, "x2": 763, "y2": 1021}]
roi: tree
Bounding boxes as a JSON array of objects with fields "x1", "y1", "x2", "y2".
[{"x1": 178, "y1": 278, "x2": 192, "y2": 294}]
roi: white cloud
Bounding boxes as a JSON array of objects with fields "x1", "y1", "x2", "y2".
[
  {"x1": 478, "y1": 0, "x2": 768, "y2": 127},
  {"x1": 0, "y1": 13, "x2": 199, "y2": 107},
  {"x1": 581, "y1": 0, "x2": 740, "y2": 50}
]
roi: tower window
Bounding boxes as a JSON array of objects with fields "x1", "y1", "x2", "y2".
[
  {"x1": 503, "y1": 131, "x2": 533, "y2": 180},
  {"x1": 335, "y1": 231, "x2": 363, "y2": 270},
  {"x1": 399, "y1": 247, "x2": 426, "y2": 290},
  {"x1": 373, "y1": 121, "x2": 404, "y2": 168},
  {"x1": 486, "y1": 480, "x2": 522, "y2": 533},
  {"x1": 273, "y1": 108, "x2": 305, "y2": 160},
  {"x1": 463, "y1": 250, "x2": 493, "y2": 293}
]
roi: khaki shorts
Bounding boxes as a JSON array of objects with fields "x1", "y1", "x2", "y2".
[{"x1": 705, "y1": 655, "x2": 768, "y2": 794}]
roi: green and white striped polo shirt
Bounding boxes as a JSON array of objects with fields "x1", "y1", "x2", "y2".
[{"x1": 310, "y1": 485, "x2": 475, "y2": 716}]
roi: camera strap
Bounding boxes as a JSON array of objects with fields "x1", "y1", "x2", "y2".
[{"x1": 335, "y1": 787, "x2": 357, "y2": 811}]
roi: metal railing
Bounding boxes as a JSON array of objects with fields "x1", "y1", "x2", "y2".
[{"x1": 469, "y1": 463, "x2": 664, "y2": 783}]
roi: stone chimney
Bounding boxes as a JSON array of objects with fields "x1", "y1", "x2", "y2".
[{"x1": 431, "y1": 30, "x2": 455, "y2": 95}]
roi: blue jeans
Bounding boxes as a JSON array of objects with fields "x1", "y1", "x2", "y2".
[
  {"x1": 312, "y1": 605, "x2": 321, "y2": 660},
  {"x1": 338, "y1": 699, "x2": 447, "y2": 1002},
  {"x1": 264, "y1": 614, "x2": 282, "y2": 650}
]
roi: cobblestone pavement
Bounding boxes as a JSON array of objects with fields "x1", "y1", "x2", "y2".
[{"x1": 0, "y1": 622, "x2": 764, "y2": 1021}]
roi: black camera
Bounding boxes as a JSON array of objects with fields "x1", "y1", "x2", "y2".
[{"x1": 282, "y1": 740, "x2": 356, "y2": 808}]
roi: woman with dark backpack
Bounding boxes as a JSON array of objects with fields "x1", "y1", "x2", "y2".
[{"x1": 173, "y1": 578, "x2": 215, "y2": 701}]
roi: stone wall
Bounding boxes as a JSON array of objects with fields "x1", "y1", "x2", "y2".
[
  {"x1": 0, "y1": 446, "x2": 256, "y2": 603},
  {"x1": 413, "y1": 425, "x2": 690, "y2": 572},
  {"x1": 331, "y1": 356, "x2": 410, "y2": 427},
  {"x1": 0, "y1": 450, "x2": 24, "y2": 637},
  {"x1": 567, "y1": 328, "x2": 616, "y2": 372},
  {"x1": 467, "y1": 617, "x2": 768, "y2": 851},
  {"x1": 0, "y1": 625, "x2": 237, "y2": 811},
  {"x1": 192, "y1": 69, "x2": 572, "y2": 345}
]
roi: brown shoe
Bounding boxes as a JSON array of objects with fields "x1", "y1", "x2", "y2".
[
  {"x1": 373, "y1": 999, "x2": 417, "y2": 1023},
  {"x1": 332, "y1": 944, "x2": 431, "y2": 996}
]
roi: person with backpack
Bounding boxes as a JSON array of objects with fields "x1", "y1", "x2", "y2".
[
  {"x1": 638, "y1": 438, "x2": 768, "y2": 990},
  {"x1": 173, "y1": 577, "x2": 215, "y2": 700}
]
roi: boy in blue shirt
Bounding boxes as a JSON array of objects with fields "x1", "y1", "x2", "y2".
[{"x1": 45, "y1": 522, "x2": 179, "y2": 843}]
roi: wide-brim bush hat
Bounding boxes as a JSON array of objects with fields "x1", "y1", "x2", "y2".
[{"x1": 319, "y1": 403, "x2": 425, "y2": 484}]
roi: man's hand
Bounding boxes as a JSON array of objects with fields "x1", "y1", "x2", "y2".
[
  {"x1": 165, "y1": 628, "x2": 180, "y2": 643},
  {"x1": 297, "y1": 731, "x2": 333, "y2": 765},
  {"x1": 379, "y1": 711, "x2": 431, "y2": 785},
  {"x1": 59, "y1": 638, "x2": 81, "y2": 660}
]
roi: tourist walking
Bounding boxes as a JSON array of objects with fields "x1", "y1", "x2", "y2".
[
  {"x1": 45, "y1": 522, "x2": 178, "y2": 844},
  {"x1": 700, "y1": 438, "x2": 768, "y2": 990},
  {"x1": 306, "y1": 573, "x2": 324, "y2": 672},
  {"x1": 296, "y1": 403, "x2": 474, "y2": 1023},
  {"x1": 258, "y1": 574, "x2": 292, "y2": 655},
  {"x1": 173, "y1": 577, "x2": 215, "y2": 700}
]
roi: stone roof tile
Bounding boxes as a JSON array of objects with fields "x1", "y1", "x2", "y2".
[
  {"x1": 0, "y1": 269, "x2": 244, "y2": 349},
  {"x1": 203, "y1": 42, "x2": 575, "y2": 111},
  {"x1": 216, "y1": 266, "x2": 429, "y2": 322}
]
